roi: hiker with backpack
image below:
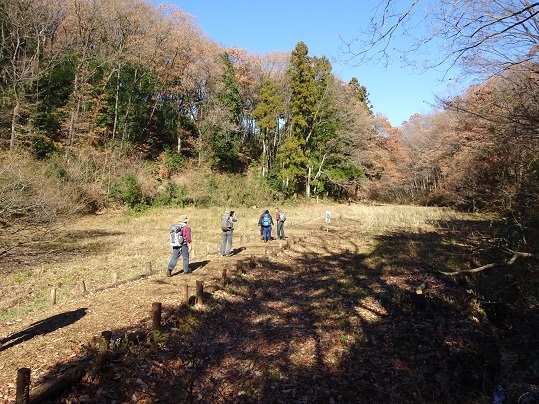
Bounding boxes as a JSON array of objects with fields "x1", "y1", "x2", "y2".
[
  {"x1": 275, "y1": 207, "x2": 286, "y2": 240},
  {"x1": 167, "y1": 214, "x2": 192, "y2": 276},
  {"x1": 220, "y1": 209, "x2": 237, "y2": 256},
  {"x1": 258, "y1": 209, "x2": 274, "y2": 242}
]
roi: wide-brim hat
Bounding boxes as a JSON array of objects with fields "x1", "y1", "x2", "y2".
[{"x1": 179, "y1": 214, "x2": 189, "y2": 223}]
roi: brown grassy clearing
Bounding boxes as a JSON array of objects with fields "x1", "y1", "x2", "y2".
[{"x1": 1, "y1": 202, "x2": 533, "y2": 403}]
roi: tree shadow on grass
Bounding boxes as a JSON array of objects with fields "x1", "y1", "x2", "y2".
[
  {"x1": 28, "y1": 217, "x2": 538, "y2": 403},
  {"x1": 0, "y1": 308, "x2": 87, "y2": 352}
]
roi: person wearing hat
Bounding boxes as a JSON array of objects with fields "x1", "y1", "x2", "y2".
[
  {"x1": 220, "y1": 209, "x2": 237, "y2": 256},
  {"x1": 167, "y1": 214, "x2": 192, "y2": 276}
]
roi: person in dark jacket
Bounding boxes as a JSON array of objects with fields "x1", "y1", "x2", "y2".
[{"x1": 258, "y1": 209, "x2": 274, "y2": 242}]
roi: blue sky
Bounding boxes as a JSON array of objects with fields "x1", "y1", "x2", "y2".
[{"x1": 169, "y1": 0, "x2": 460, "y2": 127}]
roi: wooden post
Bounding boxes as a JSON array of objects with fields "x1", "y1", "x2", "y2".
[
  {"x1": 146, "y1": 262, "x2": 152, "y2": 273},
  {"x1": 247, "y1": 234, "x2": 250, "y2": 242},
  {"x1": 15, "y1": 368, "x2": 30, "y2": 404},
  {"x1": 221, "y1": 268, "x2": 227, "y2": 287},
  {"x1": 264, "y1": 247, "x2": 268, "y2": 257},
  {"x1": 151, "y1": 302, "x2": 162, "y2": 331},
  {"x1": 112, "y1": 272, "x2": 118, "y2": 285},
  {"x1": 196, "y1": 280, "x2": 204, "y2": 305},
  {"x1": 50, "y1": 288, "x2": 56, "y2": 305},
  {"x1": 236, "y1": 260, "x2": 243, "y2": 275},
  {"x1": 95, "y1": 330, "x2": 112, "y2": 368},
  {"x1": 181, "y1": 285, "x2": 189, "y2": 305},
  {"x1": 79, "y1": 280, "x2": 86, "y2": 294},
  {"x1": 100, "y1": 331, "x2": 112, "y2": 350},
  {"x1": 206, "y1": 245, "x2": 210, "y2": 257}
]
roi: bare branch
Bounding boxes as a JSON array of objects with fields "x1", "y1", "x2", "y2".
[{"x1": 438, "y1": 248, "x2": 538, "y2": 276}]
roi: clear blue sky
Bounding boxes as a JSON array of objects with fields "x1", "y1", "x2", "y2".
[{"x1": 169, "y1": 0, "x2": 458, "y2": 127}]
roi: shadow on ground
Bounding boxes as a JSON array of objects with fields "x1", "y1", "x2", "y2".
[
  {"x1": 19, "y1": 217, "x2": 539, "y2": 403},
  {"x1": 0, "y1": 308, "x2": 87, "y2": 352}
]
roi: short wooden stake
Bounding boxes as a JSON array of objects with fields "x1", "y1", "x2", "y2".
[
  {"x1": 112, "y1": 272, "x2": 118, "y2": 285},
  {"x1": 96, "y1": 330, "x2": 112, "y2": 368},
  {"x1": 221, "y1": 268, "x2": 227, "y2": 287},
  {"x1": 146, "y1": 262, "x2": 152, "y2": 273},
  {"x1": 264, "y1": 247, "x2": 268, "y2": 257},
  {"x1": 100, "y1": 331, "x2": 112, "y2": 351},
  {"x1": 79, "y1": 280, "x2": 86, "y2": 294},
  {"x1": 236, "y1": 260, "x2": 243, "y2": 275},
  {"x1": 206, "y1": 245, "x2": 210, "y2": 256},
  {"x1": 181, "y1": 284, "x2": 189, "y2": 305},
  {"x1": 50, "y1": 288, "x2": 56, "y2": 305},
  {"x1": 15, "y1": 367, "x2": 30, "y2": 404},
  {"x1": 151, "y1": 302, "x2": 162, "y2": 331},
  {"x1": 247, "y1": 234, "x2": 250, "y2": 242},
  {"x1": 196, "y1": 280, "x2": 204, "y2": 305}
]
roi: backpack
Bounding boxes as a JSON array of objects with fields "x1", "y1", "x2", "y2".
[
  {"x1": 169, "y1": 223, "x2": 185, "y2": 247},
  {"x1": 280, "y1": 213, "x2": 286, "y2": 222},
  {"x1": 220, "y1": 214, "x2": 231, "y2": 231},
  {"x1": 261, "y1": 213, "x2": 271, "y2": 227}
]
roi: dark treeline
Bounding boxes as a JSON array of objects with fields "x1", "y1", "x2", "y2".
[{"x1": 1, "y1": 0, "x2": 538, "y2": 228}]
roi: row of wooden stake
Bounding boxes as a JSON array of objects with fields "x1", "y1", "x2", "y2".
[{"x1": 14, "y1": 231, "x2": 317, "y2": 402}]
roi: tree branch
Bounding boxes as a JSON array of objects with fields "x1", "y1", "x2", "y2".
[{"x1": 438, "y1": 248, "x2": 538, "y2": 276}]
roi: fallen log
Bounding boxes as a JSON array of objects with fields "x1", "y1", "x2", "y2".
[{"x1": 29, "y1": 362, "x2": 89, "y2": 402}]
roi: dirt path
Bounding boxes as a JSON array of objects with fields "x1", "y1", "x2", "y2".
[{"x1": 0, "y1": 214, "x2": 325, "y2": 402}]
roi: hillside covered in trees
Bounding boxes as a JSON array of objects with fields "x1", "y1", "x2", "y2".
[{"x1": 0, "y1": 0, "x2": 538, "y2": 242}]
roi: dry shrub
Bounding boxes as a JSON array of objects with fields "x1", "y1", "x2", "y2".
[{"x1": 0, "y1": 152, "x2": 86, "y2": 226}]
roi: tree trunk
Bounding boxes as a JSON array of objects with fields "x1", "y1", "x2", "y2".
[
  {"x1": 112, "y1": 66, "x2": 120, "y2": 142},
  {"x1": 10, "y1": 97, "x2": 20, "y2": 150},
  {"x1": 306, "y1": 166, "x2": 312, "y2": 198}
]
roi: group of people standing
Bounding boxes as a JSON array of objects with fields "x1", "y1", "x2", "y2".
[
  {"x1": 166, "y1": 207, "x2": 286, "y2": 276},
  {"x1": 258, "y1": 208, "x2": 285, "y2": 242}
]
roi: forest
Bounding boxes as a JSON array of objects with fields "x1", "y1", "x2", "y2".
[
  {"x1": 1, "y1": 0, "x2": 537, "y2": 232},
  {"x1": 1, "y1": 1, "x2": 539, "y2": 402}
]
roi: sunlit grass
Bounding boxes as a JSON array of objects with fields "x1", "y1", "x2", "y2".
[{"x1": 0, "y1": 202, "x2": 491, "y2": 321}]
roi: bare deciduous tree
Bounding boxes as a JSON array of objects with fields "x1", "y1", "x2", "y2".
[{"x1": 346, "y1": 1, "x2": 539, "y2": 77}]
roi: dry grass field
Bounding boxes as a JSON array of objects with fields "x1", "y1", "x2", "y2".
[
  {"x1": 0, "y1": 202, "x2": 478, "y2": 321},
  {"x1": 1, "y1": 202, "x2": 536, "y2": 403}
]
